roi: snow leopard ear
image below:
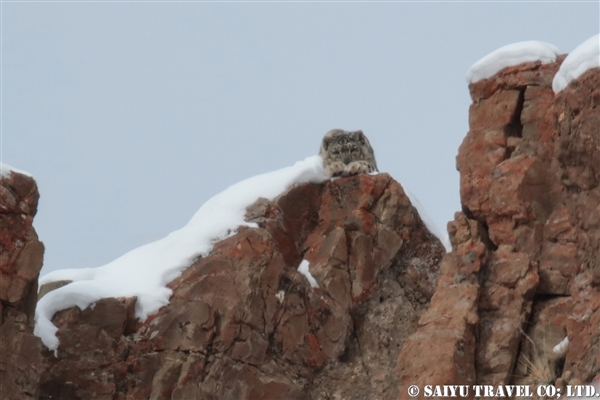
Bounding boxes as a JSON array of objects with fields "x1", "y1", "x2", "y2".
[
  {"x1": 322, "y1": 129, "x2": 344, "y2": 151},
  {"x1": 352, "y1": 130, "x2": 366, "y2": 144}
]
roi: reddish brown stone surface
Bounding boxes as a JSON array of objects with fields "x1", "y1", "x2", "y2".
[
  {"x1": 397, "y1": 59, "x2": 600, "y2": 397},
  {"x1": 397, "y1": 213, "x2": 484, "y2": 397},
  {"x1": 38, "y1": 174, "x2": 444, "y2": 400},
  {"x1": 0, "y1": 170, "x2": 45, "y2": 400}
]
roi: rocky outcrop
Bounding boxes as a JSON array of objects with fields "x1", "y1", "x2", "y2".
[
  {"x1": 0, "y1": 170, "x2": 45, "y2": 399},
  {"x1": 38, "y1": 174, "x2": 445, "y2": 400},
  {"x1": 398, "y1": 58, "x2": 600, "y2": 397}
]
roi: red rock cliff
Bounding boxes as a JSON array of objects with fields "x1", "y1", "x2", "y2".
[
  {"x1": 38, "y1": 174, "x2": 444, "y2": 400},
  {"x1": 398, "y1": 58, "x2": 600, "y2": 397},
  {"x1": 0, "y1": 170, "x2": 45, "y2": 399}
]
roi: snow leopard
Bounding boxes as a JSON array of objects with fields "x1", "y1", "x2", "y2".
[{"x1": 319, "y1": 129, "x2": 378, "y2": 178}]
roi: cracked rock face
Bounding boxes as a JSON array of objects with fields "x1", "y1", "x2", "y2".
[
  {"x1": 39, "y1": 174, "x2": 445, "y2": 400},
  {"x1": 397, "y1": 59, "x2": 600, "y2": 397},
  {"x1": 0, "y1": 170, "x2": 45, "y2": 400}
]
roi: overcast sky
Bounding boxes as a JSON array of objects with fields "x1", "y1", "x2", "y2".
[{"x1": 2, "y1": 1, "x2": 598, "y2": 276}]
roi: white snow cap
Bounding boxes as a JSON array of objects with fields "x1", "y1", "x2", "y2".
[
  {"x1": 553, "y1": 34, "x2": 600, "y2": 93},
  {"x1": 35, "y1": 155, "x2": 328, "y2": 352},
  {"x1": 0, "y1": 162, "x2": 33, "y2": 178},
  {"x1": 467, "y1": 41, "x2": 561, "y2": 84}
]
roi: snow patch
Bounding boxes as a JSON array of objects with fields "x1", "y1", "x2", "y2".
[
  {"x1": 553, "y1": 34, "x2": 600, "y2": 93},
  {"x1": 0, "y1": 162, "x2": 33, "y2": 178},
  {"x1": 35, "y1": 155, "x2": 328, "y2": 352},
  {"x1": 297, "y1": 260, "x2": 319, "y2": 288},
  {"x1": 466, "y1": 41, "x2": 560, "y2": 84},
  {"x1": 275, "y1": 290, "x2": 285, "y2": 303},
  {"x1": 552, "y1": 336, "x2": 569, "y2": 356}
]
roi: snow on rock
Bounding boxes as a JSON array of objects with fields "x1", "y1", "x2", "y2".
[
  {"x1": 552, "y1": 336, "x2": 569, "y2": 356},
  {"x1": 0, "y1": 162, "x2": 33, "y2": 178},
  {"x1": 297, "y1": 260, "x2": 319, "y2": 288},
  {"x1": 35, "y1": 155, "x2": 328, "y2": 352},
  {"x1": 466, "y1": 41, "x2": 560, "y2": 84},
  {"x1": 553, "y1": 34, "x2": 600, "y2": 93}
]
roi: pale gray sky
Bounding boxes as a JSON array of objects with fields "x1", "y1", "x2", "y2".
[{"x1": 2, "y1": 1, "x2": 598, "y2": 275}]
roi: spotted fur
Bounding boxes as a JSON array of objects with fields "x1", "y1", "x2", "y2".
[{"x1": 319, "y1": 129, "x2": 378, "y2": 178}]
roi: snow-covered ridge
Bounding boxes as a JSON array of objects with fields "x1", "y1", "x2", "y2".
[
  {"x1": 553, "y1": 34, "x2": 600, "y2": 93},
  {"x1": 35, "y1": 155, "x2": 329, "y2": 352},
  {"x1": 34, "y1": 155, "x2": 451, "y2": 352},
  {"x1": 0, "y1": 162, "x2": 33, "y2": 178},
  {"x1": 466, "y1": 41, "x2": 560, "y2": 84}
]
